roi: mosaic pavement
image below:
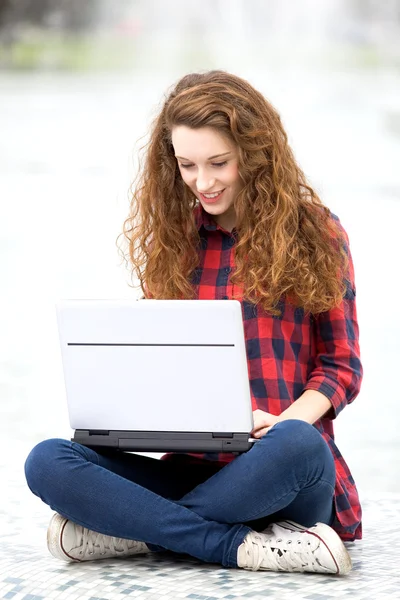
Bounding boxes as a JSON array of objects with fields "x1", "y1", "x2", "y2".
[{"x1": 1, "y1": 481, "x2": 399, "y2": 600}]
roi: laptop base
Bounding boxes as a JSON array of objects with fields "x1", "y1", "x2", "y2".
[{"x1": 72, "y1": 430, "x2": 253, "y2": 453}]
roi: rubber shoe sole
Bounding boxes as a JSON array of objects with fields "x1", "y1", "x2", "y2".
[
  {"x1": 277, "y1": 521, "x2": 352, "y2": 575},
  {"x1": 47, "y1": 513, "x2": 78, "y2": 561}
]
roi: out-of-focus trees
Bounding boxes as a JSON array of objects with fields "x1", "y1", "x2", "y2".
[
  {"x1": 2, "y1": 0, "x2": 400, "y2": 38},
  {"x1": 0, "y1": 0, "x2": 12, "y2": 29},
  {"x1": 0, "y1": 0, "x2": 399, "y2": 71},
  {"x1": 0, "y1": 0, "x2": 100, "y2": 34}
]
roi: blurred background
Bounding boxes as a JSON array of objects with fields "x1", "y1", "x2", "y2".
[{"x1": 0, "y1": 0, "x2": 399, "y2": 506}]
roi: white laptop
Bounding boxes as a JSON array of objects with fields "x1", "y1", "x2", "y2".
[{"x1": 56, "y1": 299, "x2": 256, "y2": 454}]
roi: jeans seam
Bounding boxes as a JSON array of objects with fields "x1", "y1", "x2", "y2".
[
  {"x1": 226, "y1": 525, "x2": 253, "y2": 568},
  {"x1": 71, "y1": 441, "x2": 100, "y2": 466},
  {"x1": 239, "y1": 478, "x2": 334, "y2": 522},
  {"x1": 296, "y1": 478, "x2": 335, "y2": 495},
  {"x1": 242, "y1": 489, "x2": 301, "y2": 522}
]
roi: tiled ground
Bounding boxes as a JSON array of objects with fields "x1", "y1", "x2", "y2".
[{"x1": 1, "y1": 482, "x2": 399, "y2": 599}]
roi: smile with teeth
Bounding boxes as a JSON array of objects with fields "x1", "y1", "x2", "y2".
[{"x1": 201, "y1": 189, "x2": 225, "y2": 199}]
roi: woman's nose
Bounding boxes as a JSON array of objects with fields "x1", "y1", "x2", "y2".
[{"x1": 197, "y1": 173, "x2": 216, "y2": 192}]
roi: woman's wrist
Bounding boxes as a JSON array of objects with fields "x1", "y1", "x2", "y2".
[{"x1": 277, "y1": 390, "x2": 332, "y2": 425}]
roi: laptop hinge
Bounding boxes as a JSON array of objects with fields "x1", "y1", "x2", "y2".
[
  {"x1": 212, "y1": 432, "x2": 233, "y2": 438},
  {"x1": 88, "y1": 430, "x2": 109, "y2": 436}
]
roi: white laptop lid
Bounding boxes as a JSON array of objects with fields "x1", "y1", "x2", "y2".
[{"x1": 56, "y1": 299, "x2": 253, "y2": 434}]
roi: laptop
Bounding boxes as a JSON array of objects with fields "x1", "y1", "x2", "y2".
[{"x1": 56, "y1": 299, "x2": 256, "y2": 454}]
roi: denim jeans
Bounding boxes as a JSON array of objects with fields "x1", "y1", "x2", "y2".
[{"x1": 24, "y1": 419, "x2": 335, "y2": 568}]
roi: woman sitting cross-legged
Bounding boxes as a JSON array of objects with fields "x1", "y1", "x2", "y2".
[{"x1": 25, "y1": 70, "x2": 362, "y2": 575}]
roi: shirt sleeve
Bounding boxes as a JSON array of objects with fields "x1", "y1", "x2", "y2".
[{"x1": 304, "y1": 221, "x2": 363, "y2": 419}]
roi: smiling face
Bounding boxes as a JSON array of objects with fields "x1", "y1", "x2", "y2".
[{"x1": 171, "y1": 125, "x2": 242, "y2": 232}]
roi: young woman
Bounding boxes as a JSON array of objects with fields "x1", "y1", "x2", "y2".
[{"x1": 25, "y1": 70, "x2": 362, "y2": 575}]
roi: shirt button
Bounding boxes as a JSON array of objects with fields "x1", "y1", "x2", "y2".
[
  {"x1": 222, "y1": 296, "x2": 229, "y2": 300},
  {"x1": 225, "y1": 267, "x2": 231, "y2": 274}
]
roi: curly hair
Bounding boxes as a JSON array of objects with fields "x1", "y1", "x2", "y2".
[{"x1": 119, "y1": 70, "x2": 349, "y2": 315}]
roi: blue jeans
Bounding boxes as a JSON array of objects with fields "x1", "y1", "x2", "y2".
[{"x1": 24, "y1": 419, "x2": 335, "y2": 568}]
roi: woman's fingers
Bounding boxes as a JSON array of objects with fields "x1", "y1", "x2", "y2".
[{"x1": 252, "y1": 426, "x2": 272, "y2": 438}]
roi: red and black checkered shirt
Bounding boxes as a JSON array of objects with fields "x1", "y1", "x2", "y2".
[{"x1": 160, "y1": 204, "x2": 363, "y2": 541}]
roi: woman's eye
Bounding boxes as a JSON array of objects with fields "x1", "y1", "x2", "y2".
[{"x1": 179, "y1": 161, "x2": 228, "y2": 169}]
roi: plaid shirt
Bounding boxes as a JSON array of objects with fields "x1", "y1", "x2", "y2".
[{"x1": 160, "y1": 204, "x2": 363, "y2": 541}]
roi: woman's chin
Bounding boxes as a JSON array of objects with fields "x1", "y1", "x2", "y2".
[{"x1": 200, "y1": 200, "x2": 224, "y2": 212}]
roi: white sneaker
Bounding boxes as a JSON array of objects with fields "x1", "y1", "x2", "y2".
[
  {"x1": 47, "y1": 513, "x2": 151, "y2": 562},
  {"x1": 237, "y1": 520, "x2": 352, "y2": 574}
]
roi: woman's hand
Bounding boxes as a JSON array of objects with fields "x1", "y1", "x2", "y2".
[{"x1": 251, "y1": 409, "x2": 280, "y2": 438}]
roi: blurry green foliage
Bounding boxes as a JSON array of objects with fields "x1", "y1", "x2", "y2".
[{"x1": 0, "y1": 33, "x2": 137, "y2": 70}]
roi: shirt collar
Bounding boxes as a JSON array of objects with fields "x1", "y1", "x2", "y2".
[{"x1": 194, "y1": 203, "x2": 236, "y2": 235}]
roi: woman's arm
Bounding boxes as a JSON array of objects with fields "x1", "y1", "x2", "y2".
[
  {"x1": 278, "y1": 389, "x2": 332, "y2": 423},
  {"x1": 252, "y1": 391, "x2": 331, "y2": 437},
  {"x1": 252, "y1": 220, "x2": 362, "y2": 438},
  {"x1": 302, "y1": 221, "x2": 363, "y2": 419}
]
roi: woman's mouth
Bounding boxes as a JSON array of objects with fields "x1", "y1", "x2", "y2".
[{"x1": 199, "y1": 189, "x2": 225, "y2": 204}]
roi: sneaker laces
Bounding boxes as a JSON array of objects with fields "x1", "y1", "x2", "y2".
[
  {"x1": 243, "y1": 527, "x2": 331, "y2": 573},
  {"x1": 73, "y1": 526, "x2": 138, "y2": 558}
]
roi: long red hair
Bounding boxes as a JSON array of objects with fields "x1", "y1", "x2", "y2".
[{"x1": 119, "y1": 70, "x2": 348, "y2": 314}]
